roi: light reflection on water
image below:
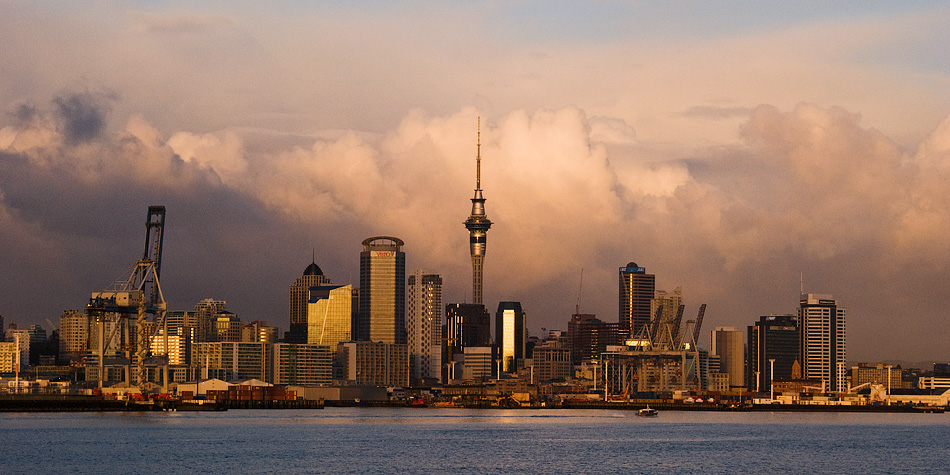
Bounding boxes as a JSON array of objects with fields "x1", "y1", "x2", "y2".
[{"x1": 1, "y1": 408, "x2": 947, "y2": 473}]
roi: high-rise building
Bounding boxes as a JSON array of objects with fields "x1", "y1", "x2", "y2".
[
  {"x1": 407, "y1": 270, "x2": 442, "y2": 384},
  {"x1": 619, "y1": 262, "x2": 655, "y2": 337},
  {"x1": 444, "y1": 303, "x2": 492, "y2": 381},
  {"x1": 358, "y1": 236, "x2": 406, "y2": 344},
  {"x1": 463, "y1": 121, "x2": 492, "y2": 305},
  {"x1": 710, "y1": 326, "x2": 744, "y2": 390},
  {"x1": 799, "y1": 294, "x2": 847, "y2": 392},
  {"x1": 59, "y1": 310, "x2": 89, "y2": 364},
  {"x1": 288, "y1": 260, "x2": 332, "y2": 344},
  {"x1": 307, "y1": 284, "x2": 353, "y2": 348},
  {"x1": 214, "y1": 312, "x2": 242, "y2": 342},
  {"x1": 747, "y1": 314, "x2": 799, "y2": 392},
  {"x1": 496, "y1": 301, "x2": 526, "y2": 374},
  {"x1": 567, "y1": 313, "x2": 621, "y2": 365},
  {"x1": 193, "y1": 299, "x2": 227, "y2": 342}
]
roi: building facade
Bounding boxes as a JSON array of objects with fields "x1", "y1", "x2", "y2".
[
  {"x1": 288, "y1": 260, "x2": 332, "y2": 343},
  {"x1": 710, "y1": 326, "x2": 745, "y2": 390},
  {"x1": 192, "y1": 342, "x2": 272, "y2": 382},
  {"x1": 567, "y1": 313, "x2": 620, "y2": 365},
  {"x1": 358, "y1": 236, "x2": 406, "y2": 344},
  {"x1": 59, "y1": 310, "x2": 89, "y2": 364},
  {"x1": 496, "y1": 301, "x2": 526, "y2": 374},
  {"x1": 193, "y1": 298, "x2": 227, "y2": 342},
  {"x1": 273, "y1": 343, "x2": 332, "y2": 385},
  {"x1": 619, "y1": 262, "x2": 655, "y2": 337},
  {"x1": 444, "y1": 303, "x2": 492, "y2": 381},
  {"x1": 531, "y1": 343, "x2": 572, "y2": 384},
  {"x1": 747, "y1": 314, "x2": 799, "y2": 392},
  {"x1": 338, "y1": 341, "x2": 408, "y2": 387},
  {"x1": 307, "y1": 284, "x2": 354, "y2": 348},
  {"x1": 407, "y1": 270, "x2": 442, "y2": 384},
  {"x1": 799, "y1": 294, "x2": 847, "y2": 392}
]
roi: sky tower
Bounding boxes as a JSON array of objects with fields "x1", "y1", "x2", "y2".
[{"x1": 464, "y1": 119, "x2": 492, "y2": 305}]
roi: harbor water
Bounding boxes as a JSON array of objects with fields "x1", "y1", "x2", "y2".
[{"x1": 1, "y1": 408, "x2": 947, "y2": 473}]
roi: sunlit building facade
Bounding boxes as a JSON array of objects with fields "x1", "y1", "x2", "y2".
[
  {"x1": 307, "y1": 284, "x2": 353, "y2": 348},
  {"x1": 496, "y1": 301, "x2": 526, "y2": 374},
  {"x1": 358, "y1": 236, "x2": 406, "y2": 344}
]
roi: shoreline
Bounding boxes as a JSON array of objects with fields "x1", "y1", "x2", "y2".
[{"x1": 0, "y1": 395, "x2": 943, "y2": 413}]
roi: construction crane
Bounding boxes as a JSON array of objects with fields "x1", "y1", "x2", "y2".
[{"x1": 86, "y1": 206, "x2": 168, "y2": 390}]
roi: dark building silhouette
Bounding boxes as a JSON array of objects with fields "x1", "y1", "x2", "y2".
[
  {"x1": 747, "y1": 314, "x2": 799, "y2": 392},
  {"x1": 567, "y1": 313, "x2": 621, "y2": 365},
  {"x1": 443, "y1": 303, "x2": 491, "y2": 380}
]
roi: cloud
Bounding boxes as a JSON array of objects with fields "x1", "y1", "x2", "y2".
[
  {"x1": 4, "y1": 90, "x2": 950, "y2": 361},
  {"x1": 53, "y1": 90, "x2": 115, "y2": 145},
  {"x1": 132, "y1": 11, "x2": 235, "y2": 35}
]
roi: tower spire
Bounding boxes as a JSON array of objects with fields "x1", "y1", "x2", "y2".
[
  {"x1": 476, "y1": 117, "x2": 481, "y2": 192},
  {"x1": 464, "y1": 116, "x2": 492, "y2": 305}
]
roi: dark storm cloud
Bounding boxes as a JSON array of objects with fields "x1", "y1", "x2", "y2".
[{"x1": 53, "y1": 91, "x2": 115, "y2": 144}]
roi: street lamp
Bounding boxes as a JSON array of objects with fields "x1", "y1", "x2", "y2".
[
  {"x1": 769, "y1": 359, "x2": 775, "y2": 402},
  {"x1": 886, "y1": 365, "x2": 892, "y2": 406}
]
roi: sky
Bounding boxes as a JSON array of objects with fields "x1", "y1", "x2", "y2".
[{"x1": 2, "y1": 1, "x2": 950, "y2": 363}]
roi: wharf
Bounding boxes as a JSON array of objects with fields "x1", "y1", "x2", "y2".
[{"x1": 0, "y1": 395, "x2": 324, "y2": 412}]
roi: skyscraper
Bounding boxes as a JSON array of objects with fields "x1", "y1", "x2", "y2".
[
  {"x1": 567, "y1": 313, "x2": 620, "y2": 365},
  {"x1": 358, "y1": 236, "x2": 406, "y2": 344},
  {"x1": 463, "y1": 120, "x2": 492, "y2": 305},
  {"x1": 619, "y1": 262, "x2": 655, "y2": 337},
  {"x1": 496, "y1": 301, "x2": 526, "y2": 374},
  {"x1": 799, "y1": 294, "x2": 847, "y2": 392},
  {"x1": 710, "y1": 326, "x2": 745, "y2": 390},
  {"x1": 288, "y1": 259, "x2": 332, "y2": 344},
  {"x1": 307, "y1": 284, "x2": 353, "y2": 348},
  {"x1": 747, "y1": 314, "x2": 799, "y2": 392},
  {"x1": 407, "y1": 270, "x2": 442, "y2": 384},
  {"x1": 444, "y1": 303, "x2": 492, "y2": 381}
]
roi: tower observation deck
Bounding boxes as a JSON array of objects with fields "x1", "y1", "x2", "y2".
[{"x1": 464, "y1": 119, "x2": 492, "y2": 305}]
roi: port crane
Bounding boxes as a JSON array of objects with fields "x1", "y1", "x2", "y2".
[{"x1": 86, "y1": 206, "x2": 168, "y2": 390}]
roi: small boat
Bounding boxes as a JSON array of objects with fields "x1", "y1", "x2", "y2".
[{"x1": 637, "y1": 406, "x2": 659, "y2": 417}]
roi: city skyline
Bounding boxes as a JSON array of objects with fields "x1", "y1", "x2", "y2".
[{"x1": 2, "y1": 2, "x2": 950, "y2": 362}]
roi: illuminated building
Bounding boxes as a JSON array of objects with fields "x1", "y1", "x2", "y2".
[
  {"x1": 358, "y1": 236, "x2": 406, "y2": 344},
  {"x1": 307, "y1": 284, "x2": 353, "y2": 348},
  {"x1": 496, "y1": 301, "x2": 526, "y2": 374}
]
